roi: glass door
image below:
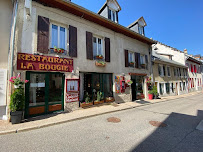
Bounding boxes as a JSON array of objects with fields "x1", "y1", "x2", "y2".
[{"x1": 25, "y1": 72, "x2": 64, "y2": 118}]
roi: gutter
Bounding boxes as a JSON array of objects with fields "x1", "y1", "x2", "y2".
[{"x1": 9, "y1": 0, "x2": 19, "y2": 77}]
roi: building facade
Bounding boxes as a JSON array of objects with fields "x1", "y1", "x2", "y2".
[{"x1": 2, "y1": 0, "x2": 155, "y2": 119}]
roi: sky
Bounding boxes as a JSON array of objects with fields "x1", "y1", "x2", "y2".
[{"x1": 73, "y1": 0, "x2": 203, "y2": 56}]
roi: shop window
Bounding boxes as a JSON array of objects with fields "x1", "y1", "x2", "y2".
[
  {"x1": 167, "y1": 66, "x2": 171, "y2": 77},
  {"x1": 50, "y1": 23, "x2": 67, "y2": 54},
  {"x1": 159, "y1": 83, "x2": 164, "y2": 95},
  {"x1": 93, "y1": 36, "x2": 103, "y2": 59},
  {"x1": 165, "y1": 83, "x2": 170, "y2": 94},
  {"x1": 128, "y1": 52, "x2": 135, "y2": 67},
  {"x1": 180, "y1": 82, "x2": 182, "y2": 91}
]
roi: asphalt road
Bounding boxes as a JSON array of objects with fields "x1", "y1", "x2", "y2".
[{"x1": 1, "y1": 93, "x2": 203, "y2": 152}]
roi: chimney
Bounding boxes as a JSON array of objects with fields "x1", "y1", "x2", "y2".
[{"x1": 184, "y1": 49, "x2": 188, "y2": 54}]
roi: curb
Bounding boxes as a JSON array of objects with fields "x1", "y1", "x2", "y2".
[{"x1": 0, "y1": 92, "x2": 202, "y2": 135}]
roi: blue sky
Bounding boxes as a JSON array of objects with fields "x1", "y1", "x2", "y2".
[{"x1": 73, "y1": 0, "x2": 203, "y2": 56}]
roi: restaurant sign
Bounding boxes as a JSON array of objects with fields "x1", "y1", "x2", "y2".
[{"x1": 17, "y1": 53, "x2": 73, "y2": 72}]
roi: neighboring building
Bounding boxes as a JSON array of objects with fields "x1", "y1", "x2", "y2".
[
  {"x1": 184, "y1": 52, "x2": 202, "y2": 92},
  {"x1": 0, "y1": 0, "x2": 13, "y2": 120},
  {"x1": 152, "y1": 52, "x2": 188, "y2": 97},
  {"x1": 4, "y1": 0, "x2": 155, "y2": 119}
]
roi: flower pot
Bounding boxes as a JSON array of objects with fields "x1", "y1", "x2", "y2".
[
  {"x1": 148, "y1": 94, "x2": 153, "y2": 100},
  {"x1": 14, "y1": 85, "x2": 20, "y2": 88},
  {"x1": 96, "y1": 56, "x2": 103, "y2": 59},
  {"x1": 94, "y1": 100, "x2": 104, "y2": 105},
  {"x1": 80, "y1": 102, "x2": 93, "y2": 108},
  {"x1": 95, "y1": 61, "x2": 106, "y2": 67},
  {"x1": 10, "y1": 111, "x2": 23, "y2": 124}
]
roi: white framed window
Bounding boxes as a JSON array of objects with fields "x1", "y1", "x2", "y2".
[
  {"x1": 50, "y1": 23, "x2": 67, "y2": 50},
  {"x1": 138, "y1": 25, "x2": 144, "y2": 35},
  {"x1": 140, "y1": 55, "x2": 145, "y2": 64},
  {"x1": 109, "y1": 9, "x2": 117, "y2": 22},
  {"x1": 128, "y1": 52, "x2": 134, "y2": 67},
  {"x1": 167, "y1": 66, "x2": 171, "y2": 77},
  {"x1": 93, "y1": 36, "x2": 104, "y2": 58},
  {"x1": 158, "y1": 64, "x2": 164, "y2": 77}
]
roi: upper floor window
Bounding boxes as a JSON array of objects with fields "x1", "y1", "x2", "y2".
[
  {"x1": 93, "y1": 36, "x2": 103, "y2": 59},
  {"x1": 128, "y1": 52, "x2": 135, "y2": 67},
  {"x1": 167, "y1": 66, "x2": 171, "y2": 77},
  {"x1": 138, "y1": 25, "x2": 144, "y2": 35},
  {"x1": 174, "y1": 67, "x2": 177, "y2": 76},
  {"x1": 158, "y1": 64, "x2": 164, "y2": 77},
  {"x1": 191, "y1": 64, "x2": 194, "y2": 72},
  {"x1": 109, "y1": 9, "x2": 117, "y2": 22},
  {"x1": 51, "y1": 24, "x2": 67, "y2": 51},
  {"x1": 140, "y1": 54, "x2": 146, "y2": 68}
]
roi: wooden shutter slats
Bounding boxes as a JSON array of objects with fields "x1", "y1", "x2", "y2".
[
  {"x1": 37, "y1": 16, "x2": 50, "y2": 54},
  {"x1": 69, "y1": 25, "x2": 77, "y2": 57},
  {"x1": 86, "y1": 31, "x2": 93, "y2": 60},
  {"x1": 125, "y1": 50, "x2": 128, "y2": 67},
  {"x1": 145, "y1": 55, "x2": 148, "y2": 69},
  {"x1": 105, "y1": 37, "x2": 110, "y2": 62}
]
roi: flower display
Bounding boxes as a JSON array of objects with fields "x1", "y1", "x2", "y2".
[
  {"x1": 126, "y1": 80, "x2": 133, "y2": 85},
  {"x1": 9, "y1": 74, "x2": 29, "y2": 87}
]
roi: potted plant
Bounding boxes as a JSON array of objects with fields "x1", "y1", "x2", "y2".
[
  {"x1": 152, "y1": 86, "x2": 158, "y2": 99},
  {"x1": 95, "y1": 60, "x2": 106, "y2": 67},
  {"x1": 9, "y1": 74, "x2": 29, "y2": 124},
  {"x1": 148, "y1": 90, "x2": 153, "y2": 100},
  {"x1": 126, "y1": 80, "x2": 133, "y2": 85},
  {"x1": 129, "y1": 62, "x2": 134, "y2": 66},
  {"x1": 95, "y1": 55, "x2": 103, "y2": 59},
  {"x1": 80, "y1": 92, "x2": 93, "y2": 108},
  {"x1": 94, "y1": 91, "x2": 104, "y2": 105}
]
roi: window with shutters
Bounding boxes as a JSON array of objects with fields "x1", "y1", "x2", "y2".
[
  {"x1": 50, "y1": 23, "x2": 67, "y2": 54},
  {"x1": 140, "y1": 54, "x2": 145, "y2": 69},
  {"x1": 128, "y1": 52, "x2": 135, "y2": 67},
  {"x1": 93, "y1": 36, "x2": 104, "y2": 59}
]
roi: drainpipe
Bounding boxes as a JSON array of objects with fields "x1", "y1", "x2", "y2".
[{"x1": 9, "y1": 0, "x2": 19, "y2": 77}]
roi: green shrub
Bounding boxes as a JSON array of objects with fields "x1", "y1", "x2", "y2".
[
  {"x1": 152, "y1": 86, "x2": 158, "y2": 95},
  {"x1": 10, "y1": 88, "x2": 25, "y2": 112},
  {"x1": 148, "y1": 90, "x2": 154, "y2": 94}
]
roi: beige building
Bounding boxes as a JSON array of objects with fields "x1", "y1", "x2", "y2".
[
  {"x1": 0, "y1": 0, "x2": 13, "y2": 120},
  {"x1": 3, "y1": 0, "x2": 155, "y2": 119},
  {"x1": 152, "y1": 52, "x2": 188, "y2": 96}
]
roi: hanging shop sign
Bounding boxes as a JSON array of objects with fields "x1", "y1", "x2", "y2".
[{"x1": 17, "y1": 53, "x2": 73, "y2": 72}]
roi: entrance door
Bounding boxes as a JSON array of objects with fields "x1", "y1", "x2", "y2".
[
  {"x1": 131, "y1": 76, "x2": 136, "y2": 101},
  {"x1": 25, "y1": 72, "x2": 64, "y2": 118}
]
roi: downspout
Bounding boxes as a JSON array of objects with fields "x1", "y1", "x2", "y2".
[{"x1": 10, "y1": 0, "x2": 19, "y2": 77}]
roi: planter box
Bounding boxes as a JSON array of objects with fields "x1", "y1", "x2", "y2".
[
  {"x1": 95, "y1": 61, "x2": 106, "y2": 67},
  {"x1": 105, "y1": 97, "x2": 115, "y2": 103},
  {"x1": 80, "y1": 102, "x2": 93, "y2": 108},
  {"x1": 95, "y1": 56, "x2": 103, "y2": 59},
  {"x1": 94, "y1": 100, "x2": 104, "y2": 105}
]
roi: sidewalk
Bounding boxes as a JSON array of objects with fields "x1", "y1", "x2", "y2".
[{"x1": 0, "y1": 91, "x2": 202, "y2": 135}]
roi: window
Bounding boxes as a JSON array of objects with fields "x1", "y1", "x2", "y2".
[
  {"x1": 167, "y1": 66, "x2": 171, "y2": 77},
  {"x1": 171, "y1": 83, "x2": 174, "y2": 93},
  {"x1": 179, "y1": 68, "x2": 182, "y2": 77},
  {"x1": 165, "y1": 83, "x2": 170, "y2": 94},
  {"x1": 51, "y1": 24, "x2": 67, "y2": 50},
  {"x1": 158, "y1": 64, "x2": 164, "y2": 77},
  {"x1": 140, "y1": 55, "x2": 145, "y2": 68},
  {"x1": 183, "y1": 82, "x2": 186, "y2": 90},
  {"x1": 109, "y1": 9, "x2": 117, "y2": 22},
  {"x1": 128, "y1": 52, "x2": 134, "y2": 67},
  {"x1": 194, "y1": 65, "x2": 197, "y2": 73},
  {"x1": 174, "y1": 67, "x2": 177, "y2": 76},
  {"x1": 159, "y1": 83, "x2": 164, "y2": 95},
  {"x1": 93, "y1": 36, "x2": 103, "y2": 58},
  {"x1": 180, "y1": 82, "x2": 182, "y2": 91},
  {"x1": 191, "y1": 64, "x2": 194, "y2": 72},
  {"x1": 138, "y1": 25, "x2": 144, "y2": 35},
  {"x1": 163, "y1": 65, "x2": 166, "y2": 76}
]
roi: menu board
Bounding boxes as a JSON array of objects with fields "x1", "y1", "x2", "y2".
[
  {"x1": 0, "y1": 69, "x2": 7, "y2": 106},
  {"x1": 66, "y1": 79, "x2": 79, "y2": 103}
]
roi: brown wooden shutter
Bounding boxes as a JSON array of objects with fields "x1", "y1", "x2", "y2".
[
  {"x1": 69, "y1": 25, "x2": 77, "y2": 57},
  {"x1": 125, "y1": 50, "x2": 128, "y2": 67},
  {"x1": 86, "y1": 31, "x2": 93, "y2": 60},
  {"x1": 145, "y1": 55, "x2": 148, "y2": 69},
  {"x1": 134, "y1": 52, "x2": 138, "y2": 68},
  {"x1": 137, "y1": 53, "x2": 141, "y2": 68},
  {"x1": 37, "y1": 16, "x2": 50, "y2": 54},
  {"x1": 105, "y1": 37, "x2": 110, "y2": 62}
]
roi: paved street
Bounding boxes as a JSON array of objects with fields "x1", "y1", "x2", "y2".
[{"x1": 0, "y1": 93, "x2": 203, "y2": 152}]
